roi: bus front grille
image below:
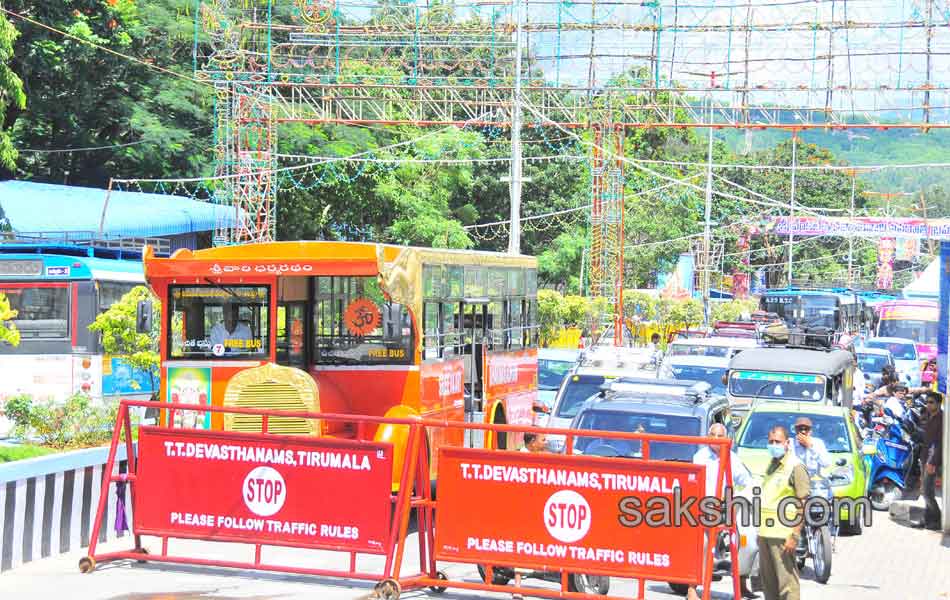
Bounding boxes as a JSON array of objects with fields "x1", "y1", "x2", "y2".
[{"x1": 226, "y1": 382, "x2": 316, "y2": 435}]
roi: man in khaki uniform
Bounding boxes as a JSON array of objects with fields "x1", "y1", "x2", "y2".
[{"x1": 757, "y1": 425, "x2": 810, "y2": 600}]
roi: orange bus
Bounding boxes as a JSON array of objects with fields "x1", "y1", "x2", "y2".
[{"x1": 143, "y1": 241, "x2": 539, "y2": 480}]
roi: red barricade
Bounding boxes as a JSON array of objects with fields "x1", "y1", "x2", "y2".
[
  {"x1": 82, "y1": 399, "x2": 435, "y2": 599},
  {"x1": 413, "y1": 421, "x2": 741, "y2": 600},
  {"x1": 83, "y1": 401, "x2": 739, "y2": 600}
]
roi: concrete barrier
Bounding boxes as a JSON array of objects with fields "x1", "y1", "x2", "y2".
[{"x1": 0, "y1": 444, "x2": 135, "y2": 572}]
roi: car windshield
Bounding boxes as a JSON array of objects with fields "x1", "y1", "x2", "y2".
[
  {"x1": 668, "y1": 343, "x2": 730, "y2": 358},
  {"x1": 877, "y1": 319, "x2": 937, "y2": 345},
  {"x1": 538, "y1": 358, "x2": 575, "y2": 390},
  {"x1": 668, "y1": 364, "x2": 727, "y2": 395},
  {"x1": 856, "y1": 353, "x2": 890, "y2": 374},
  {"x1": 729, "y1": 370, "x2": 826, "y2": 402},
  {"x1": 554, "y1": 375, "x2": 607, "y2": 418},
  {"x1": 739, "y1": 411, "x2": 852, "y2": 453},
  {"x1": 574, "y1": 410, "x2": 701, "y2": 461},
  {"x1": 866, "y1": 340, "x2": 916, "y2": 360}
]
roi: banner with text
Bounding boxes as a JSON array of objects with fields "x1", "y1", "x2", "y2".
[
  {"x1": 771, "y1": 216, "x2": 950, "y2": 239},
  {"x1": 134, "y1": 427, "x2": 393, "y2": 552},
  {"x1": 434, "y1": 447, "x2": 706, "y2": 581}
]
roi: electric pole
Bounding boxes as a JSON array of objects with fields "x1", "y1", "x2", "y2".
[
  {"x1": 507, "y1": 0, "x2": 525, "y2": 255},
  {"x1": 787, "y1": 133, "x2": 798, "y2": 286},
  {"x1": 702, "y1": 108, "x2": 714, "y2": 327}
]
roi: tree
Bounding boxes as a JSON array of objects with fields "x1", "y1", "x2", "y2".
[
  {"x1": 88, "y1": 285, "x2": 159, "y2": 396},
  {"x1": 0, "y1": 292, "x2": 20, "y2": 347},
  {"x1": 536, "y1": 289, "x2": 566, "y2": 346},
  {"x1": 4, "y1": 0, "x2": 212, "y2": 184},
  {"x1": 711, "y1": 299, "x2": 759, "y2": 323},
  {"x1": 0, "y1": 9, "x2": 25, "y2": 171},
  {"x1": 667, "y1": 298, "x2": 703, "y2": 329}
]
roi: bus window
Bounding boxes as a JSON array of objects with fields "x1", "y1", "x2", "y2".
[
  {"x1": 276, "y1": 303, "x2": 306, "y2": 368},
  {"x1": 97, "y1": 282, "x2": 136, "y2": 313},
  {"x1": 0, "y1": 285, "x2": 70, "y2": 339},
  {"x1": 487, "y1": 301, "x2": 505, "y2": 350},
  {"x1": 423, "y1": 301, "x2": 441, "y2": 359},
  {"x1": 168, "y1": 285, "x2": 269, "y2": 359},
  {"x1": 312, "y1": 276, "x2": 413, "y2": 365},
  {"x1": 442, "y1": 301, "x2": 461, "y2": 357},
  {"x1": 508, "y1": 299, "x2": 523, "y2": 350}
]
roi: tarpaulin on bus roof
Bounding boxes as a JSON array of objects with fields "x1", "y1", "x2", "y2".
[
  {"x1": 902, "y1": 258, "x2": 939, "y2": 301},
  {"x1": 0, "y1": 180, "x2": 238, "y2": 238}
]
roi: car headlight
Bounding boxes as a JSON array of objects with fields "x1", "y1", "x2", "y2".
[
  {"x1": 547, "y1": 435, "x2": 566, "y2": 453},
  {"x1": 829, "y1": 466, "x2": 853, "y2": 487}
]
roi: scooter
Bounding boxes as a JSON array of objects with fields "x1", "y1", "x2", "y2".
[
  {"x1": 796, "y1": 475, "x2": 836, "y2": 584},
  {"x1": 862, "y1": 408, "x2": 917, "y2": 511}
]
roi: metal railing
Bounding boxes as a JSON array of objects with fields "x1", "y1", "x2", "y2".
[{"x1": 0, "y1": 231, "x2": 170, "y2": 255}]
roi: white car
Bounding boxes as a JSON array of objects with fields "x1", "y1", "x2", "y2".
[
  {"x1": 537, "y1": 348, "x2": 579, "y2": 410},
  {"x1": 659, "y1": 354, "x2": 730, "y2": 398},
  {"x1": 543, "y1": 348, "x2": 654, "y2": 452},
  {"x1": 863, "y1": 337, "x2": 920, "y2": 387}
]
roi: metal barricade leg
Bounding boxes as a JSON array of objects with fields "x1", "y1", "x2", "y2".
[{"x1": 80, "y1": 405, "x2": 128, "y2": 573}]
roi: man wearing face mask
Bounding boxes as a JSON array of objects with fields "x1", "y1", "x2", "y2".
[{"x1": 757, "y1": 425, "x2": 810, "y2": 600}]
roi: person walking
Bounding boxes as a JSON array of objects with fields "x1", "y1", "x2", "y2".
[
  {"x1": 757, "y1": 425, "x2": 810, "y2": 600},
  {"x1": 913, "y1": 392, "x2": 943, "y2": 530},
  {"x1": 688, "y1": 423, "x2": 757, "y2": 600}
]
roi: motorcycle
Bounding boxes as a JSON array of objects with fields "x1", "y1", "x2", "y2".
[
  {"x1": 796, "y1": 475, "x2": 836, "y2": 584},
  {"x1": 862, "y1": 408, "x2": 918, "y2": 511}
]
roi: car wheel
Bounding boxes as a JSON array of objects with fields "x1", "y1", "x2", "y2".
[
  {"x1": 668, "y1": 582, "x2": 690, "y2": 596},
  {"x1": 568, "y1": 574, "x2": 610, "y2": 595}
]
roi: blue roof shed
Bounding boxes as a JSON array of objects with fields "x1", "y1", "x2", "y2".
[{"x1": 0, "y1": 180, "x2": 237, "y2": 240}]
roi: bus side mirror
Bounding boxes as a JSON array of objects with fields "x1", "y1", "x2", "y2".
[{"x1": 136, "y1": 300, "x2": 153, "y2": 334}]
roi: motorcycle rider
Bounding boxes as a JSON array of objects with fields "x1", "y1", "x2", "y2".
[
  {"x1": 881, "y1": 384, "x2": 909, "y2": 420},
  {"x1": 791, "y1": 416, "x2": 832, "y2": 476}
]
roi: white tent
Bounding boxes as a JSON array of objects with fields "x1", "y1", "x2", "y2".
[{"x1": 902, "y1": 258, "x2": 940, "y2": 300}]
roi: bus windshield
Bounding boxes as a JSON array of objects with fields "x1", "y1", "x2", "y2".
[
  {"x1": 0, "y1": 285, "x2": 69, "y2": 340},
  {"x1": 877, "y1": 319, "x2": 938, "y2": 345},
  {"x1": 762, "y1": 294, "x2": 839, "y2": 329},
  {"x1": 313, "y1": 276, "x2": 413, "y2": 365},
  {"x1": 729, "y1": 370, "x2": 826, "y2": 401},
  {"x1": 168, "y1": 285, "x2": 270, "y2": 359}
]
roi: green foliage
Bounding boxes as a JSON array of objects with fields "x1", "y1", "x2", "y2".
[
  {"x1": 623, "y1": 290, "x2": 656, "y2": 321},
  {"x1": 536, "y1": 289, "x2": 566, "y2": 346},
  {"x1": 561, "y1": 295, "x2": 589, "y2": 329},
  {"x1": 710, "y1": 299, "x2": 759, "y2": 323},
  {"x1": 537, "y1": 228, "x2": 585, "y2": 293},
  {"x1": 0, "y1": 443, "x2": 54, "y2": 463},
  {"x1": 4, "y1": 0, "x2": 213, "y2": 183},
  {"x1": 667, "y1": 298, "x2": 704, "y2": 328},
  {"x1": 3, "y1": 393, "x2": 116, "y2": 449},
  {"x1": 0, "y1": 9, "x2": 25, "y2": 171},
  {"x1": 88, "y1": 285, "x2": 159, "y2": 393},
  {"x1": 0, "y1": 292, "x2": 20, "y2": 347}
]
